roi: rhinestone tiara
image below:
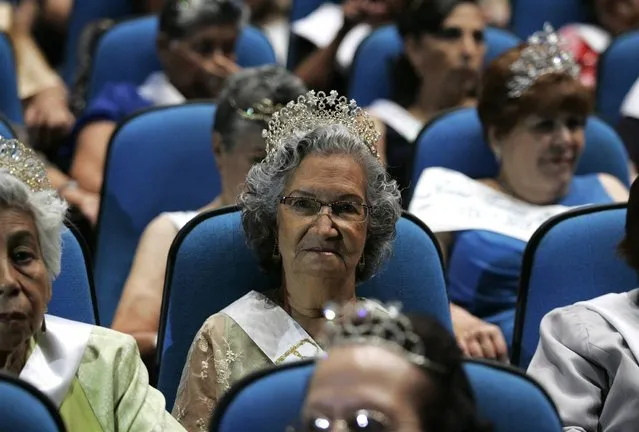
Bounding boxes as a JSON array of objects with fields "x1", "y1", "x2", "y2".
[
  {"x1": 262, "y1": 90, "x2": 380, "y2": 159},
  {"x1": 507, "y1": 23, "x2": 580, "y2": 99},
  {"x1": 0, "y1": 137, "x2": 52, "y2": 193},
  {"x1": 231, "y1": 98, "x2": 285, "y2": 122},
  {"x1": 320, "y1": 300, "x2": 447, "y2": 374}
]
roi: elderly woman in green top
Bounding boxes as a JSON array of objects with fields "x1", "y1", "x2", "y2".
[{"x1": 0, "y1": 137, "x2": 184, "y2": 431}]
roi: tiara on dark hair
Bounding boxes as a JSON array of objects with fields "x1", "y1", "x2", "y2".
[{"x1": 320, "y1": 300, "x2": 448, "y2": 374}]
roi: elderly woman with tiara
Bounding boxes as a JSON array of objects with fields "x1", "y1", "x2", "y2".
[
  {"x1": 172, "y1": 90, "x2": 402, "y2": 429},
  {"x1": 409, "y1": 24, "x2": 628, "y2": 361},
  {"x1": 0, "y1": 138, "x2": 184, "y2": 431}
]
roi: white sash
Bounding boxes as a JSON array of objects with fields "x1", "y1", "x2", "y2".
[
  {"x1": 576, "y1": 289, "x2": 639, "y2": 362},
  {"x1": 137, "y1": 72, "x2": 186, "y2": 107},
  {"x1": 409, "y1": 167, "x2": 576, "y2": 242},
  {"x1": 368, "y1": 100, "x2": 424, "y2": 143},
  {"x1": 20, "y1": 315, "x2": 92, "y2": 407},
  {"x1": 222, "y1": 291, "x2": 323, "y2": 365}
]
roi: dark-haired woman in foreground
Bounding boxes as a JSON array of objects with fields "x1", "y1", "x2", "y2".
[
  {"x1": 298, "y1": 302, "x2": 491, "y2": 432},
  {"x1": 368, "y1": 0, "x2": 486, "y2": 195},
  {"x1": 71, "y1": 0, "x2": 244, "y2": 196},
  {"x1": 528, "y1": 178, "x2": 639, "y2": 432}
]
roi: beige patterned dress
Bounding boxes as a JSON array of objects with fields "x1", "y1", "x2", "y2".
[{"x1": 171, "y1": 291, "x2": 324, "y2": 431}]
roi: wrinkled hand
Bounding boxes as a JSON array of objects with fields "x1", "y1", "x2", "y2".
[
  {"x1": 451, "y1": 304, "x2": 509, "y2": 362},
  {"x1": 209, "y1": 53, "x2": 241, "y2": 80},
  {"x1": 479, "y1": 0, "x2": 511, "y2": 28},
  {"x1": 25, "y1": 90, "x2": 75, "y2": 150},
  {"x1": 64, "y1": 188, "x2": 100, "y2": 227},
  {"x1": 76, "y1": 191, "x2": 100, "y2": 227},
  {"x1": 172, "y1": 44, "x2": 241, "y2": 97},
  {"x1": 201, "y1": 54, "x2": 241, "y2": 98},
  {"x1": 13, "y1": 0, "x2": 38, "y2": 33},
  {"x1": 343, "y1": 0, "x2": 392, "y2": 29},
  {"x1": 342, "y1": 0, "x2": 369, "y2": 29}
]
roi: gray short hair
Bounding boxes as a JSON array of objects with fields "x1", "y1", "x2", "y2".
[
  {"x1": 0, "y1": 171, "x2": 68, "y2": 280},
  {"x1": 214, "y1": 65, "x2": 307, "y2": 152},
  {"x1": 238, "y1": 124, "x2": 402, "y2": 281}
]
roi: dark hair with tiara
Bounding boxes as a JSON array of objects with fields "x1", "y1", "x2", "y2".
[
  {"x1": 318, "y1": 302, "x2": 492, "y2": 432},
  {"x1": 159, "y1": 0, "x2": 244, "y2": 40},
  {"x1": 213, "y1": 65, "x2": 307, "y2": 152},
  {"x1": 392, "y1": 0, "x2": 479, "y2": 107}
]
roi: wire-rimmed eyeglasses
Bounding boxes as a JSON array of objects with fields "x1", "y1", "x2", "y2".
[{"x1": 279, "y1": 196, "x2": 369, "y2": 222}]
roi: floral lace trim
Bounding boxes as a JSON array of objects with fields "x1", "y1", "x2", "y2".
[{"x1": 214, "y1": 337, "x2": 244, "y2": 392}]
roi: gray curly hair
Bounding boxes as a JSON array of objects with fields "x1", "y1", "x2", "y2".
[
  {"x1": 0, "y1": 171, "x2": 68, "y2": 280},
  {"x1": 238, "y1": 123, "x2": 402, "y2": 281}
]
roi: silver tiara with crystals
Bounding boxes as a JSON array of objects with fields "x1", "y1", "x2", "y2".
[
  {"x1": 262, "y1": 90, "x2": 380, "y2": 159},
  {"x1": 320, "y1": 300, "x2": 447, "y2": 373},
  {"x1": 507, "y1": 23, "x2": 580, "y2": 98},
  {"x1": 0, "y1": 137, "x2": 52, "y2": 192}
]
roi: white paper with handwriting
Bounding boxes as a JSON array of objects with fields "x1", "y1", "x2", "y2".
[{"x1": 409, "y1": 167, "x2": 578, "y2": 242}]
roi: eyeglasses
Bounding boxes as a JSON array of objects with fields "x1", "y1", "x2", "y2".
[
  {"x1": 290, "y1": 409, "x2": 392, "y2": 431},
  {"x1": 279, "y1": 197, "x2": 369, "y2": 222}
]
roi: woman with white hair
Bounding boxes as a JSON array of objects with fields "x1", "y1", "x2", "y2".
[{"x1": 0, "y1": 137, "x2": 184, "y2": 431}]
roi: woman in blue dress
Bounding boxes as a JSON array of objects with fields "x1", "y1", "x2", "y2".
[
  {"x1": 409, "y1": 24, "x2": 629, "y2": 361},
  {"x1": 69, "y1": 0, "x2": 244, "y2": 197}
]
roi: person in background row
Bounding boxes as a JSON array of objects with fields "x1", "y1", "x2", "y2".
[
  {"x1": 409, "y1": 24, "x2": 628, "y2": 361},
  {"x1": 70, "y1": 0, "x2": 243, "y2": 198},
  {"x1": 559, "y1": 0, "x2": 639, "y2": 88},
  {"x1": 0, "y1": 137, "x2": 185, "y2": 432},
  {"x1": 528, "y1": 177, "x2": 639, "y2": 432},
  {"x1": 0, "y1": 1, "x2": 97, "y2": 233},
  {"x1": 111, "y1": 65, "x2": 307, "y2": 369},
  {"x1": 0, "y1": 0, "x2": 74, "y2": 150},
  {"x1": 173, "y1": 90, "x2": 402, "y2": 429},
  {"x1": 292, "y1": 0, "x2": 406, "y2": 93},
  {"x1": 368, "y1": 0, "x2": 486, "y2": 201},
  {"x1": 244, "y1": 0, "x2": 292, "y2": 65}
]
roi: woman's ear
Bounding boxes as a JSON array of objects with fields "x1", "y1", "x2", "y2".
[
  {"x1": 403, "y1": 35, "x2": 423, "y2": 75},
  {"x1": 212, "y1": 132, "x2": 224, "y2": 172},
  {"x1": 487, "y1": 127, "x2": 502, "y2": 160}
]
